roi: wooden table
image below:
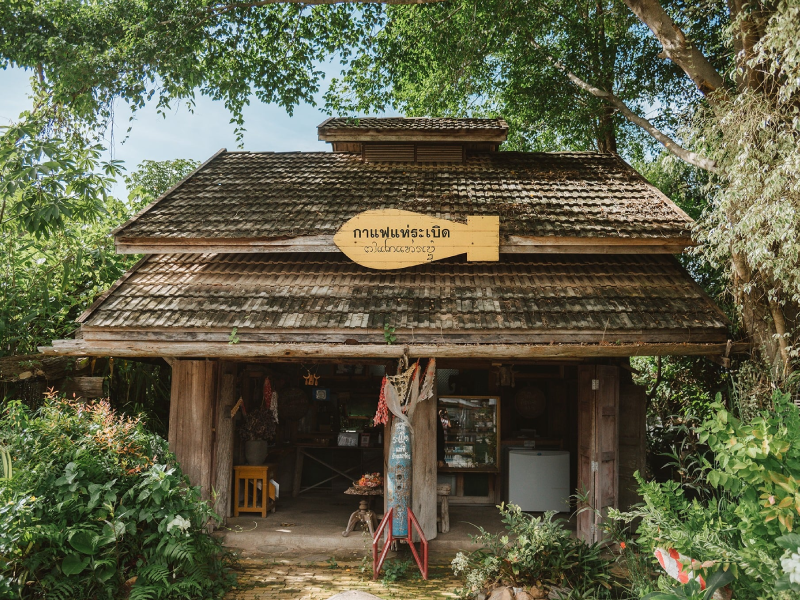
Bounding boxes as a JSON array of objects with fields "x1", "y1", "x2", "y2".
[
  {"x1": 342, "y1": 486, "x2": 383, "y2": 537},
  {"x1": 292, "y1": 445, "x2": 382, "y2": 497}
]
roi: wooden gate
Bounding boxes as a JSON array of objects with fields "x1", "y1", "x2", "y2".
[{"x1": 577, "y1": 365, "x2": 619, "y2": 543}]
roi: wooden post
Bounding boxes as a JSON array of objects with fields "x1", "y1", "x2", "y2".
[
  {"x1": 577, "y1": 364, "x2": 619, "y2": 543},
  {"x1": 168, "y1": 360, "x2": 218, "y2": 500},
  {"x1": 619, "y1": 383, "x2": 646, "y2": 511},
  {"x1": 212, "y1": 365, "x2": 236, "y2": 521},
  {"x1": 411, "y1": 372, "x2": 438, "y2": 541}
]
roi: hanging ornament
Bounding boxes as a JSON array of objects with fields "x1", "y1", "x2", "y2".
[{"x1": 303, "y1": 369, "x2": 320, "y2": 386}]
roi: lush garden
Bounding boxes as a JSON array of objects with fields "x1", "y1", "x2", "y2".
[{"x1": 0, "y1": 394, "x2": 235, "y2": 599}]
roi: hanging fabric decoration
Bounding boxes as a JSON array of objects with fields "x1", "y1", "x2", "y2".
[
  {"x1": 263, "y1": 377, "x2": 273, "y2": 409},
  {"x1": 271, "y1": 391, "x2": 279, "y2": 423},
  {"x1": 418, "y1": 358, "x2": 436, "y2": 404},
  {"x1": 373, "y1": 376, "x2": 389, "y2": 426}
]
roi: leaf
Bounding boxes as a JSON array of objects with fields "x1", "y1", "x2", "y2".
[
  {"x1": 68, "y1": 530, "x2": 97, "y2": 555},
  {"x1": 62, "y1": 553, "x2": 89, "y2": 576},
  {"x1": 702, "y1": 568, "x2": 735, "y2": 600}
]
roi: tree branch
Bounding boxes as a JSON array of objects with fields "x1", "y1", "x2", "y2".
[
  {"x1": 622, "y1": 0, "x2": 725, "y2": 97},
  {"x1": 540, "y1": 46, "x2": 718, "y2": 172}
]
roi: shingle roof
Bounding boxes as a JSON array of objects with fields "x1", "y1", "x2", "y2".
[
  {"x1": 319, "y1": 117, "x2": 508, "y2": 132},
  {"x1": 114, "y1": 151, "x2": 692, "y2": 243},
  {"x1": 79, "y1": 253, "x2": 728, "y2": 344}
]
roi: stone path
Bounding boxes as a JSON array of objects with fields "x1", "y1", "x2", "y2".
[{"x1": 225, "y1": 555, "x2": 462, "y2": 600}]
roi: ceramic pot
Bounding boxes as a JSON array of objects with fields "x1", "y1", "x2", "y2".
[{"x1": 244, "y1": 440, "x2": 269, "y2": 465}]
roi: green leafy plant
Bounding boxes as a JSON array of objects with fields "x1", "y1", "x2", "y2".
[
  {"x1": 0, "y1": 395, "x2": 236, "y2": 599},
  {"x1": 0, "y1": 446, "x2": 10, "y2": 481},
  {"x1": 614, "y1": 389, "x2": 800, "y2": 600},
  {"x1": 776, "y1": 533, "x2": 800, "y2": 593},
  {"x1": 451, "y1": 504, "x2": 613, "y2": 598},
  {"x1": 381, "y1": 558, "x2": 411, "y2": 583},
  {"x1": 642, "y1": 568, "x2": 735, "y2": 600},
  {"x1": 383, "y1": 323, "x2": 396, "y2": 345},
  {"x1": 228, "y1": 327, "x2": 240, "y2": 345}
]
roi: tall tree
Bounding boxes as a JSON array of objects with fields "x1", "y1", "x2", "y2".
[{"x1": 327, "y1": 0, "x2": 799, "y2": 379}]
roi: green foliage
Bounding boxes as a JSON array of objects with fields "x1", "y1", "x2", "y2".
[
  {"x1": 451, "y1": 504, "x2": 613, "y2": 598},
  {"x1": 325, "y1": 0, "x2": 724, "y2": 154},
  {"x1": 0, "y1": 194, "x2": 135, "y2": 356},
  {"x1": 614, "y1": 389, "x2": 800, "y2": 600},
  {"x1": 0, "y1": 396, "x2": 235, "y2": 599},
  {"x1": 0, "y1": 156, "x2": 196, "y2": 358},
  {"x1": 124, "y1": 159, "x2": 200, "y2": 206},
  {"x1": 642, "y1": 568, "x2": 734, "y2": 600},
  {"x1": 0, "y1": 117, "x2": 122, "y2": 238},
  {"x1": 0, "y1": 2, "x2": 374, "y2": 136},
  {"x1": 383, "y1": 323, "x2": 396, "y2": 345},
  {"x1": 775, "y1": 533, "x2": 800, "y2": 593},
  {"x1": 0, "y1": 445, "x2": 10, "y2": 480},
  {"x1": 381, "y1": 558, "x2": 412, "y2": 583}
]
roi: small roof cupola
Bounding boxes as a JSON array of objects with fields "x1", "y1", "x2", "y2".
[{"x1": 317, "y1": 117, "x2": 508, "y2": 163}]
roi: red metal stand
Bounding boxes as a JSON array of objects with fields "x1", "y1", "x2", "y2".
[{"x1": 372, "y1": 507, "x2": 429, "y2": 580}]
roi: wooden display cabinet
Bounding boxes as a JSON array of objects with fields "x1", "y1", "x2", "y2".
[{"x1": 438, "y1": 396, "x2": 501, "y2": 504}]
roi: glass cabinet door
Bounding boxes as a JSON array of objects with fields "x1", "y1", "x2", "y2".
[{"x1": 438, "y1": 396, "x2": 500, "y2": 471}]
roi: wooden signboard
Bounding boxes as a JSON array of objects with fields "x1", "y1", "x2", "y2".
[{"x1": 334, "y1": 209, "x2": 499, "y2": 269}]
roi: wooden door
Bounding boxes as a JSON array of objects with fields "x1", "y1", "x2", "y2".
[{"x1": 577, "y1": 365, "x2": 619, "y2": 543}]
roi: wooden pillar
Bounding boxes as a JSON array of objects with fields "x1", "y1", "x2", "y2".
[
  {"x1": 576, "y1": 364, "x2": 619, "y2": 543},
  {"x1": 619, "y1": 382, "x2": 646, "y2": 511},
  {"x1": 212, "y1": 362, "x2": 237, "y2": 520},
  {"x1": 168, "y1": 360, "x2": 218, "y2": 501},
  {"x1": 411, "y1": 377, "x2": 438, "y2": 541}
]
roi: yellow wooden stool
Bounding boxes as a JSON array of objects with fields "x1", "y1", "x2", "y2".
[{"x1": 233, "y1": 465, "x2": 276, "y2": 517}]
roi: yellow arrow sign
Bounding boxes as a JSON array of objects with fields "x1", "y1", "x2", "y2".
[{"x1": 334, "y1": 209, "x2": 499, "y2": 270}]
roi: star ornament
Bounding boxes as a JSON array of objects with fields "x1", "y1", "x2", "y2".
[{"x1": 303, "y1": 371, "x2": 320, "y2": 386}]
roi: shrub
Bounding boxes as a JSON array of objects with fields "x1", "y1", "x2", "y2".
[
  {"x1": 613, "y1": 389, "x2": 800, "y2": 600},
  {"x1": 451, "y1": 504, "x2": 613, "y2": 598},
  {"x1": 0, "y1": 396, "x2": 235, "y2": 599}
]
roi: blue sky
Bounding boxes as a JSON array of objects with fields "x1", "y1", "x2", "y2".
[{"x1": 0, "y1": 65, "x2": 389, "y2": 197}]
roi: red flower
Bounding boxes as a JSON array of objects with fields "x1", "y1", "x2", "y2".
[{"x1": 620, "y1": 542, "x2": 627, "y2": 550}]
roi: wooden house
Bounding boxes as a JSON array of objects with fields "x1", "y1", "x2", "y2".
[{"x1": 42, "y1": 117, "x2": 732, "y2": 543}]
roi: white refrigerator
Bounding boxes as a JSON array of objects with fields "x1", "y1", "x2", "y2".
[{"x1": 507, "y1": 449, "x2": 570, "y2": 512}]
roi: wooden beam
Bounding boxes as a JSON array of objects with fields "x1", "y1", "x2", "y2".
[
  {"x1": 113, "y1": 234, "x2": 692, "y2": 255},
  {"x1": 79, "y1": 327, "x2": 728, "y2": 345},
  {"x1": 40, "y1": 339, "x2": 749, "y2": 359},
  {"x1": 317, "y1": 130, "x2": 508, "y2": 143}
]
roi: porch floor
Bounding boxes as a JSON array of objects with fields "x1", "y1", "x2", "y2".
[{"x1": 218, "y1": 491, "x2": 575, "y2": 562}]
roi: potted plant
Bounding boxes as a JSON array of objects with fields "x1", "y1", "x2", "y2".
[{"x1": 239, "y1": 407, "x2": 276, "y2": 465}]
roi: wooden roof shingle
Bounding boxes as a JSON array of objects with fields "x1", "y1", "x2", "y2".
[{"x1": 78, "y1": 253, "x2": 728, "y2": 345}]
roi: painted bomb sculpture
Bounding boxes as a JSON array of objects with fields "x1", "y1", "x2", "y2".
[{"x1": 377, "y1": 359, "x2": 437, "y2": 536}]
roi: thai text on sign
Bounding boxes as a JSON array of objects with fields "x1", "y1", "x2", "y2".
[{"x1": 333, "y1": 209, "x2": 499, "y2": 269}]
